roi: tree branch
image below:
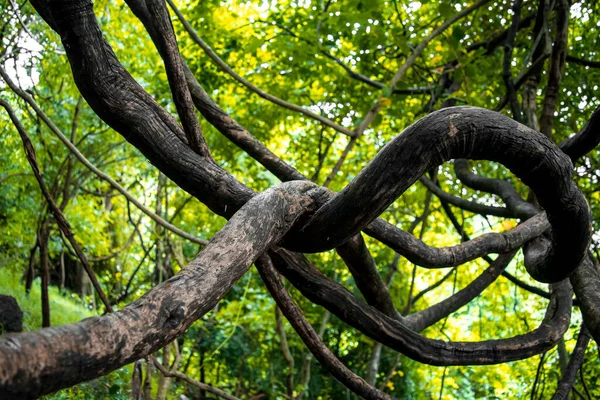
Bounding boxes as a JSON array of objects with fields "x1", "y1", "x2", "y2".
[
  {"x1": 551, "y1": 324, "x2": 590, "y2": 400},
  {"x1": 151, "y1": 356, "x2": 240, "y2": 400},
  {"x1": 256, "y1": 254, "x2": 396, "y2": 400},
  {"x1": 165, "y1": 0, "x2": 356, "y2": 137},
  {"x1": 1, "y1": 98, "x2": 113, "y2": 313},
  {"x1": 0, "y1": 66, "x2": 209, "y2": 246},
  {"x1": 145, "y1": 0, "x2": 211, "y2": 158}
]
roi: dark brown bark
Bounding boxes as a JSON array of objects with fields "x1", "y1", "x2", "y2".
[
  {"x1": 570, "y1": 256, "x2": 600, "y2": 343},
  {"x1": 539, "y1": 0, "x2": 569, "y2": 138},
  {"x1": 0, "y1": 0, "x2": 597, "y2": 396},
  {"x1": 282, "y1": 107, "x2": 590, "y2": 284},
  {"x1": 336, "y1": 234, "x2": 398, "y2": 319},
  {"x1": 271, "y1": 249, "x2": 573, "y2": 366},
  {"x1": 257, "y1": 255, "x2": 395, "y2": 400},
  {"x1": 144, "y1": 0, "x2": 210, "y2": 158},
  {"x1": 560, "y1": 105, "x2": 600, "y2": 163},
  {"x1": 419, "y1": 176, "x2": 514, "y2": 218},
  {"x1": 29, "y1": 0, "x2": 591, "y2": 285},
  {"x1": 551, "y1": 325, "x2": 590, "y2": 400},
  {"x1": 453, "y1": 159, "x2": 539, "y2": 218},
  {"x1": 38, "y1": 224, "x2": 50, "y2": 328},
  {"x1": 366, "y1": 212, "x2": 549, "y2": 270}
]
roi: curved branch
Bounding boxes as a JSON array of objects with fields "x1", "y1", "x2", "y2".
[
  {"x1": 271, "y1": 248, "x2": 573, "y2": 366},
  {"x1": 12, "y1": 2, "x2": 595, "y2": 395},
  {"x1": 559, "y1": 105, "x2": 600, "y2": 163},
  {"x1": 369, "y1": 203, "x2": 548, "y2": 267},
  {"x1": 0, "y1": 181, "x2": 323, "y2": 398},
  {"x1": 284, "y1": 107, "x2": 591, "y2": 283},
  {"x1": 33, "y1": 0, "x2": 583, "y2": 287},
  {"x1": 419, "y1": 176, "x2": 515, "y2": 218},
  {"x1": 453, "y1": 159, "x2": 539, "y2": 218},
  {"x1": 551, "y1": 324, "x2": 590, "y2": 400}
]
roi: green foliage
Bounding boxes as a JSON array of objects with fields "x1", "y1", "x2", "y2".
[
  {"x1": 1, "y1": 0, "x2": 600, "y2": 398},
  {"x1": 0, "y1": 268, "x2": 91, "y2": 330}
]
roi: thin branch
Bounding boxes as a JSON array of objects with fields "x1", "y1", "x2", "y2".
[
  {"x1": 151, "y1": 357, "x2": 240, "y2": 400},
  {"x1": 502, "y1": 0, "x2": 524, "y2": 122},
  {"x1": 0, "y1": 66, "x2": 209, "y2": 246},
  {"x1": 405, "y1": 251, "x2": 517, "y2": 332},
  {"x1": 566, "y1": 55, "x2": 600, "y2": 68},
  {"x1": 420, "y1": 176, "x2": 514, "y2": 218},
  {"x1": 256, "y1": 254, "x2": 395, "y2": 400},
  {"x1": 540, "y1": 0, "x2": 569, "y2": 139},
  {"x1": 1, "y1": 98, "x2": 113, "y2": 313},
  {"x1": 551, "y1": 324, "x2": 590, "y2": 400},
  {"x1": 323, "y1": 0, "x2": 492, "y2": 182},
  {"x1": 275, "y1": 306, "x2": 295, "y2": 398},
  {"x1": 166, "y1": 0, "x2": 356, "y2": 137}
]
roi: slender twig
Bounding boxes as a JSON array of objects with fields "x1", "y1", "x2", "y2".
[
  {"x1": 1, "y1": 98, "x2": 113, "y2": 312},
  {"x1": 0, "y1": 66, "x2": 208, "y2": 246},
  {"x1": 166, "y1": 0, "x2": 355, "y2": 137},
  {"x1": 323, "y1": 0, "x2": 492, "y2": 184},
  {"x1": 151, "y1": 356, "x2": 241, "y2": 400}
]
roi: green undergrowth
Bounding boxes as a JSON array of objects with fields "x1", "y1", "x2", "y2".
[
  {"x1": 0, "y1": 267, "x2": 92, "y2": 330},
  {"x1": 0, "y1": 267, "x2": 132, "y2": 399}
]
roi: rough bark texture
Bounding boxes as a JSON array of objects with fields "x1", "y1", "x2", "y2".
[
  {"x1": 282, "y1": 107, "x2": 591, "y2": 283},
  {"x1": 0, "y1": 0, "x2": 598, "y2": 398},
  {"x1": 0, "y1": 181, "x2": 323, "y2": 398},
  {"x1": 270, "y1": 249, "x2": 572, "y2": 366}
]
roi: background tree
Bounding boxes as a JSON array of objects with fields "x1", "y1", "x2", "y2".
[{"x1": 0, "y1": 0, "x2": 599, "y2": 399}]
